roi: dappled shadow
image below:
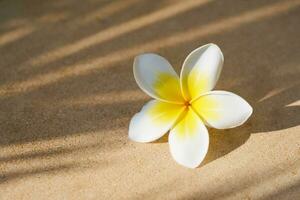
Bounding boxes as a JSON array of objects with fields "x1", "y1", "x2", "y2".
[
  {"x1": 184, "y1": 157, "x2": 300, "y2": 199},
  {"x1": 0, "y1": 0, "x2": 299, "y2": 190},
  {"x1": 0, "y1": 159, "x2": 109, "y2": 184},
  {"x1": 1, "y1": 99, "x2": 145, "y2": 144},
  {"x1": 131, "y1": 158, "x2": 300, "y2": 199},
  {"x1": 264, "y1": 180, "x2": 300, "y2": 200},
  {"x1": 0, "y1": 163, "x2": 77, "y2": 183}
]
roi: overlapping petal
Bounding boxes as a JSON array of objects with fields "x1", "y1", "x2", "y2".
[
  {"x1": 134, "y1": 53, "x2": 184, "y2": 103},
  {"x1": 192, "y1": 91, "x2": 253, "y2": 129},
  {"x1": 169, "y1": 108, "x2": 209, "y2": 168},
  {"x1": 180, "y1": 44, "x2": 224, "y2": 100},
  {"x1": 129, "y1": 100, "x2": 185, "y2": 143}
]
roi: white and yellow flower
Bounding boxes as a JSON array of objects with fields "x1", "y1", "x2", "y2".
[{"x1": 129, "y1": 44, "x2": 252, "y2": 168}]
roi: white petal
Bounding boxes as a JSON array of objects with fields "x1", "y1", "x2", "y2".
[
  {"x1": 180, "y1": 44, "x2": 224, "y2": 100},
  {"x1": 192, "y1": 91, "x2": 253, "y2": 129},
  {"x1": 129, "y1": 100, "x2": 185, "y2": 143},
  {"x1": 134, "y1": 53, "x2": 184, "y2": 103},
  {"x1": 169, "y1": 108, "x2": 209, "y2": 168}
]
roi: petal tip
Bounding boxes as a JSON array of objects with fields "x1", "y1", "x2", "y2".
[
  {"x1": 179, "y1": 163, "x2": 199, "y2": 169},
  {"x1": 172, "y1": 156, "x2": 206, "y2": 169},
  {"x1": 207, "y1": 43, "x2": 224, "y2": 62},
  {"x1": 245, "y1": 102, "x2": 253, "y2": 121},
  {"x1": 128, "y1": 128, "x2": 150, "y2": 143},
  {"x1": 128, "y1": 114, "x2": 152, "y2": 143},
  {"x1": 232, "y1": 99, "x2": 253, "y2": 128}
]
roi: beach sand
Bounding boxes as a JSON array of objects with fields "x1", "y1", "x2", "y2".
[{"x1": 0, "y1": 0, "x2": 299, "y2": 199}]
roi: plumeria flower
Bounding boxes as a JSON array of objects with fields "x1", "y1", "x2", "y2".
[{"x1": 129, "y1": 44, "x2": 252, "y2": 168}]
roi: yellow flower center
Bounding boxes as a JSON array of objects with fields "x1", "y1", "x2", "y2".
[{"x1": 184, "y1": 101, "x2": 191, "y2": 107}]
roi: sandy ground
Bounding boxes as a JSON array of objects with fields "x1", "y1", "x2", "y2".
[{"x1": 0, "y1": 0, "x2": 299, "y2": 199}]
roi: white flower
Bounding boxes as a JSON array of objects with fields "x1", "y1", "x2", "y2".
[{"x1": 129, "y1": 44, "x2": 252, "y2": 168}]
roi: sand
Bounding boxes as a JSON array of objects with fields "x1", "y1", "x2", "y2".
[{"x1": 0, "y1": 0, "x2": 299, "y2": 199}]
